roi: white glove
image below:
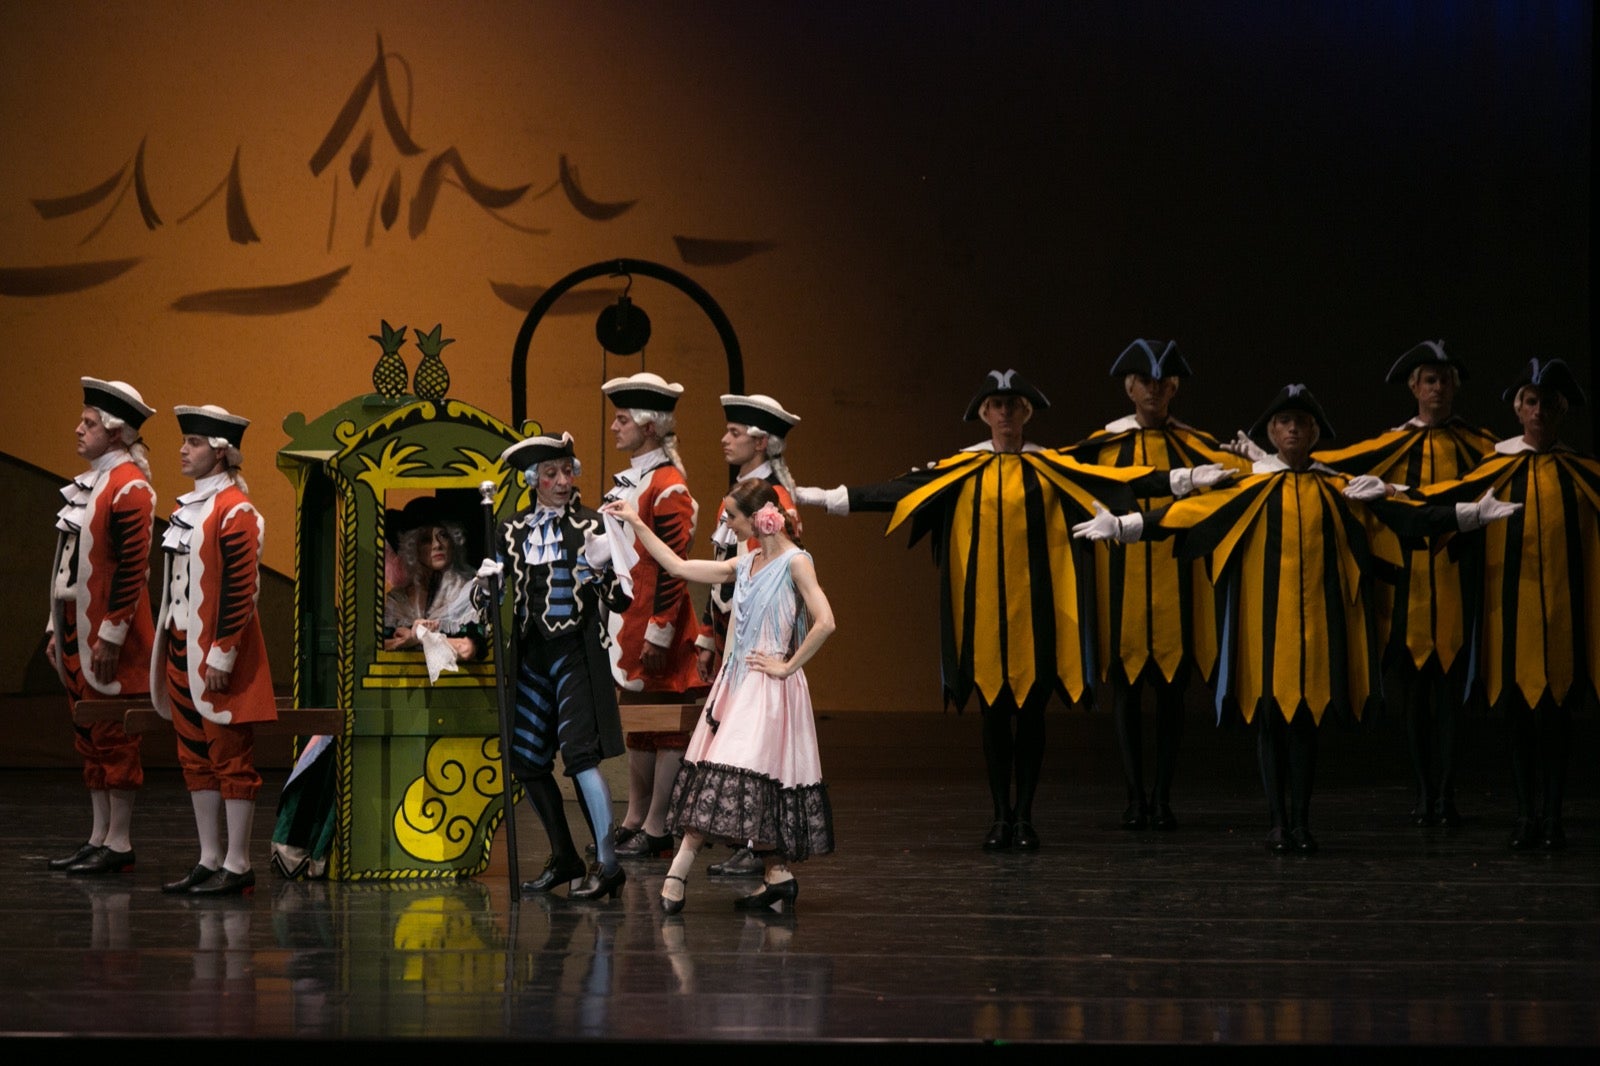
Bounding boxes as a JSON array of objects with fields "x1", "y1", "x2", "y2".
[
  {"x1": 1190, "y1": 463, "x2": 1235, "y2": 491},
  {"x1": 1457, "y1": 490, "x2": 1522, "y2": 530},
  {"x1": 1071, "y1": 503, "x2": 1144, "y2": 543},
  {"x1": 794, "y1": 484, "x2": 850, "y2": 516},
  {"x1": 476, "y1": 558, "x2": 505, "y2": 580},
  {"x1": 1221, "y1": 431, "x2": 1268, "y2": 463},
  {"x1": 1342, "y1": 475, "x2": 1388, "y2": 502}
]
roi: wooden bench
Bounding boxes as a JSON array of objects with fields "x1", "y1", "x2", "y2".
[{"x1": 73, "y1": 698, "x2": 343, "y2": 736}]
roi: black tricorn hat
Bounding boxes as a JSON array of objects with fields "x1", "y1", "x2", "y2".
[
  {"x1": 1108, "y1": 339, "x2": 1193, "y2": 380},
  {"x1": 386, "y1": 496, "x2": 450, "y2": 542},
  {"x1": 1501, "y1": 358, "x2": 1587, "y2": 409},
  {"x1": 1385, "y1": 339, "x2": 1466, "y2": 384},
  {"x1": 963, "y1": 369, "x2": 1051, "y2": 422},
  {"x1": 720, "y1": 393, "x2": 800, "y2": 438},
  {"x1": 81, "y1": 377, "x2": 155, "y2": 429},
  {"x1": 502, "y1": 431, "x2": 578, "y2": 471},
  {"x1": 174, "y1": 405, "x2": 248, "y2": 448},
  {"x1": 601, "y1": 372, "x2": 683, "y2": 412},
  {"x1": 1248, "y1": 384, "x2": 1337, "y2": 445}
]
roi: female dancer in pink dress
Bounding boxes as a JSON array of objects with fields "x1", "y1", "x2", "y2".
[{"x1": 604, "y1": 479, "x2": 835, "y2": 913}]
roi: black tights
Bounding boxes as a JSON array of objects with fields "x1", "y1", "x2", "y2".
[
  {"x1": 1112, "y1": 666, "x2": 1186, "y2": 808},
  {"x1": 1257, "y1": 708, "x2": 1319, "y2": 830},
  {"x1": 980, "y1": 690, "x2": 1048, "y2": 824},
  {"x1": 1506, "y1": 697, "x2": 1571, "y2": 823},
  {"x1": 1397, "y1": 659, "x2": 1464, "y2": 810}
]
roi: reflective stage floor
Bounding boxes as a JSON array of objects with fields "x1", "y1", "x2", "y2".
[{"x1": 0, "y1": 711, "x2": 1593, "y2": 1050}]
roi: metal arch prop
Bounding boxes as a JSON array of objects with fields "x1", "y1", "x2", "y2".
[{"x1": 509, "y1": 258, "x2": 745, "y2": 425}]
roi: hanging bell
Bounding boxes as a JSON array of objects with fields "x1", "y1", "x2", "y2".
[{"x1": 596, "y1": 295, "x2": 651, "y2": 356}]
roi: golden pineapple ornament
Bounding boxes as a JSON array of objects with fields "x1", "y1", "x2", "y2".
[
  {"x1": 370, "y1": 321, "x2": 410, "y2": 398},
  {"x1": 412, "y1": 323, "x2": 455, "y2": 401}
]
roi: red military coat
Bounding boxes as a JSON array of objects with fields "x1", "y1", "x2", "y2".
[
  {"x1": 49, "y1": 454, "x2": 157, "y2": 697},
  {"x1": 150, "y1": 475, "x2": 276, "y2": 725}
]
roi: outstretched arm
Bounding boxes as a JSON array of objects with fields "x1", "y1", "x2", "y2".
[
  {"x1": 602, "y1": 500, "x2": 737, "y2": 585},
  {"x1": 747, "y1": 553, "x2": 836, "y2": 679}
]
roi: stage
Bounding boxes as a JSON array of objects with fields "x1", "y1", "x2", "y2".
[{"x1": 0, "y1": 710, "x2": 1593, "y2": 1048}]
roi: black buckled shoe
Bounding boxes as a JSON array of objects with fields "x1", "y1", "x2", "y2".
[
  {"x1": 1121, "y1": 799, "x2": 1150, "y2": 831},
  {"x1": 521, "y1": 854, "x2": 588, "y2": 895},
  {"x1": 66, "y1": 846, "x2": 135, "y2": 876},
  {"x1": 48, "y1": 842, "x2": 100, "y2": 871},
  {"x1": 1150, "y1": 803, "x2": 1178, "y2": 831},
  {"x1": 1434, "y1": 797, "x2": 1462, "y2": 829},
  {"x1": 1508, "y1": 817, "x2": 1537, "y2": 850},
  {"x1": 163, "y1": 864, "x2": 219, "y2": 894},
  {"x1": 1288, "y1": 827, "x2": 1318, "y2": 854},
  {"x1": 1541, "y1": 819, "x2": 1567, "y2": 851},
  {"x1": 1012, "y1": 821, "x2": 1041, "y2": 851},
  {"x1": 734, "y1": 878, "x2": 798, "y2": 913},
  {"x1": 981, "y1": 821, "x2": 1012, "y2": 851},
  {"x1": 569, "y1": 863, "x2": 626, "y2": 902},
  {"x1": 1265, "y1": 826, "x2": 1288, "y2": 854}
]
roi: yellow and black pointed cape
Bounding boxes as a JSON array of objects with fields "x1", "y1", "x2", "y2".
[
  {"x1": 1157, "y1": 467, "x2": 1407, "y2": 726},
  {"x1": 1315, "y1": 419, "x2": 1497, "y2": 672},
  {"x1": 855, "y1": 449, "x2": 1153, "y2": 709},
  {"x1": 1418, "y1": 445, "x2": 1600, "y2": 710},
  {"x1": 1059, "y1": 422, "x2": 1249, "y2": 685}
]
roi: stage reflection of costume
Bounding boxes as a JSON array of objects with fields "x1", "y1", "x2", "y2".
[
  {"x1": 1414, "y1": 361, "x2": 1598, "y2": 848},
  {"x1": 1314, "y1": 342, "x2": 1496, "y2": 826},
  {"x1": 1058, "y1": 339, "x2": 1247, "y2": 829},
  {"x1": 670, "y1": 548, "x2": 833, "y2": 860},
  {"x1": 49, "y1": 448, "x2": 157, "y2": 794},
  {"x1": 151, "y1": 470, "x2": 277, "y2": 797}
]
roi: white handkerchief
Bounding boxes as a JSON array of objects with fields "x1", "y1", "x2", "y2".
[{"x1": 417, "y1": 625, "x2": 461, "y2": 684}]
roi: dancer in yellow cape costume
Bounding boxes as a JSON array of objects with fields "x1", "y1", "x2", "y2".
[{"x1": 798, "y1": 370, "x2": 1231, "y2": 850}]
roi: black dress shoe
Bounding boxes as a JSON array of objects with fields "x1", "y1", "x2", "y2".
[
  {"x1": 981, "y1": 821, "x2": 1012, "y2": 850},
  {"x1": 48, "y1": 842, "x2": 99, "y2": 871},
  {"x1": 190, "y1": 868, "x2": 255, "y2": 896},
  {"x1": 1121, "y1": 800, "x2": 1149, "y2": 831},
  {"x1": 708, "y1": 847, "x2": 763, "y2": 877},
  {"x1": 162, "y1": 864, "x2": 219, "y2": 894},
  {"x1": 1434, "y1": 798, "x2": 1462, "y2": 828},
  {"x1": 521, "y1": 854, "x2": 588, "y2": 894},
  {"x1": 1541, "y1": 819, "x2": 1567, "y2": 851},
  {"x1": 1264, "y1": 826, "x2": 1288, "y2": 854},
  {"x1": 734, "y1": 878, "x2": 798, "y2": 912},
  {"x1": 615, "y1": 830, "x2": 673, "y2": 859},
  {"x1": 1012, "y1": 821, "x2": 1041, "y2": 851},
  {"x1": 569, "y1": 863, "x2": 626, "y2": 901},
  {"x1": 1508, "y1": 817, "x2": 1536, "y2": 850},
  {"x1": 1150, "y1": 803, "x2": 1178, "y2": 831},
  {"x1": 1411, "y1": 794, "x2": 1437, "y2": 827},
  {"x1": 1288, "y1": 827, "x2": 1318, "y2": 854},
  {"x1": 66, "y1": 846, "x2": 135, "y2": 876}
]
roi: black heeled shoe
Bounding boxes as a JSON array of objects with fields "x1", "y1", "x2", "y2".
[
  {"x1": 660, "y1": 873, "x2": 687, "y2": 915},
  {"x1": 521, "y1": 854, "x2": 588, "y2": 895},
  {"x1": 1121, "y1": 798, "x2": 1149, "y2": 831},
  {"x1": 1265, "y1": 826, "x2": 1288, "y2": 854},
  {"x1": 734, "y1": 878, "x2": 798, "y2": 912},
  {"x1": 1411, "y1": 793, "x2": 1437, "y2": 827},
  {"x1": 1434, "y1": 797, "x2": 1462, "y2": 829},
  {"x1": 569, "y1": 863, "x2": 626, "y2": 901},
  {"x1": 981, "y1": 821, "x2": 1012, "y2": 851},
  {"x1": 1012, "y1": 821, "x2": 1040, "y2": 851},
  {"x1": 48, "y1": 842, "x2": 98, "y2": 871},
  {"x1": 1287, "y1": 826, "x2": 1318, "y2": 854},
  {"x1": 1508, "y1": 817, "x2": 1536, "y2": 850},
  {"x1": 1150, "y1": 803, "x2": 1178, "y2": 831},
  {"x1": 162, "y1": 864, "x2": 218, "y2": 894},
  {"x1": 1541, "y1": 819, "x2": 1566, "y2": 851}
]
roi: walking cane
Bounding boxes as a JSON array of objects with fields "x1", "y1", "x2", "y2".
[{"x1": 480, "y1": 480, "x2": 520, "y2": 895}]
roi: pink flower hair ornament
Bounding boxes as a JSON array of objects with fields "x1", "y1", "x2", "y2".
[{"x1": 752, "y1": 501, "x2": 786, "y2": 536}]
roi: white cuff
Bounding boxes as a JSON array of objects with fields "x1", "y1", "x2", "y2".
[
  {"x1": 97, "y1": 618, "x2": 129, "y2": 646},
  {"x1": 645, "y1": 621, "x2": 675, "y2": 647},
  {"x1": 822, "y1": 486, "x2": 849, "y2": 516},
  {"x1": 1168, "y1": 468, "x2": 1194, "y2": 497},
  {"x1": 694, "y1": 634, "x2": 717, "y2": 652},
  {"x1": 205, "y1": 644, "x2": 239, "y2": 673},
  {"x1": 1118, "y1": 512, "x2": 1146, "y2": 543},
  {"x1": 1455, "y1": 501, "x2": 1482, "y2": 532}
]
